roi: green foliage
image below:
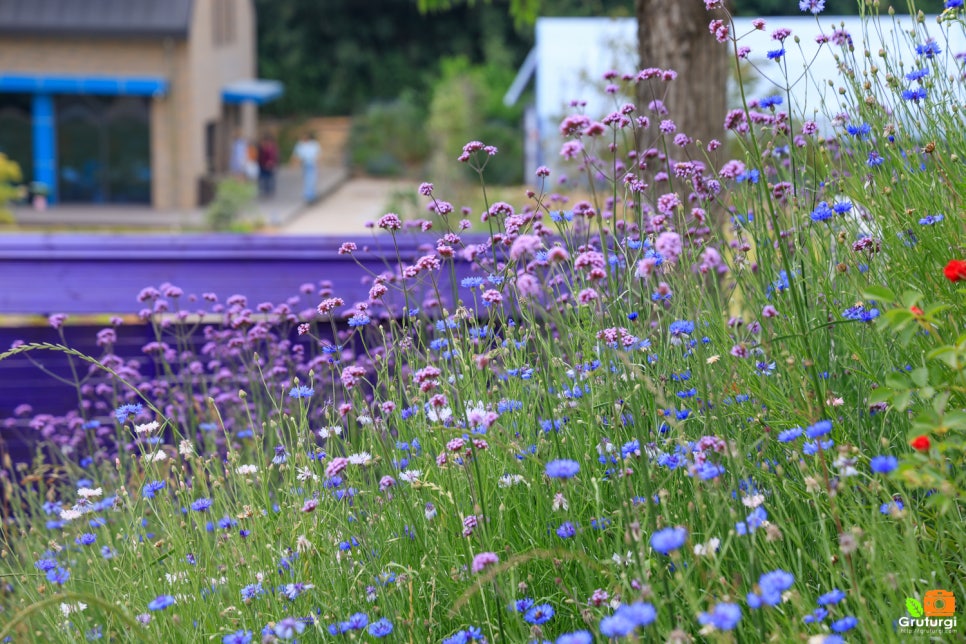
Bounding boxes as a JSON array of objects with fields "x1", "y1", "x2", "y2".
[
  {"x1": 0, "y1": 152, "x2": 23, "y2": 225},
  {"x1": 427, "y1": 56, "x2": 525, "y2": 186},
  {"x1": 862, "y1": 284, "x2": 966, "y2": 508},
  {"x1": 204, "y1": 178, "x2": 257, "y2": 231},
  {"x1": 348, "y1": 92, "x2": 431, "y2": 176}
]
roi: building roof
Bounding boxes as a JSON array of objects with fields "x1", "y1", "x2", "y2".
[{"x1": 0, "y1": 0, "x2": 194, "y2": 39}]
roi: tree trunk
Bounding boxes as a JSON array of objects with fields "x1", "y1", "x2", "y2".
[{"x1": 635, "y1": 0, "x2": 731, "y2": 148}]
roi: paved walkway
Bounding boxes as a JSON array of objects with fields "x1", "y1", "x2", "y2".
[
  {"x1": 10, "y1": 165, "x2": 348, "y2": 231},
  {"x1": 278, "y1": 178, "x2": 415, "y2": 235}
]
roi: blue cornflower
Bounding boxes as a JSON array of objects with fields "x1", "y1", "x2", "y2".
[
  {"x1": 556, "y1": 521, "x2": 577, "y2": 539},
  {"x1": 549, "y1": 210, "x2": 574, "y2": 223},
  {"x1": 241, "y1": 582, "x2": 264, "y2": 601},
  {"x1": 599, "y1": 614, "x2": 636, "y2": 638},
  {"x1": 75, "y1": 533, "x2": 96, "y2": 546},
  {"x1": 799, "y1": 0, "x2": 826, "y2": 13},
  {"x1": 810, "y1": 202, "x2": 833, "y2": 222},
  {"x1": 461, "y1": 276, "x2": 484, "y2": 288},
  {"x1": 916, "y1": 41, "x2": 941, "y2": 58},
  {"x1": 867, "y1": 151, "x2": 884, "y2": 167},
  {"x1": 273, "y1": 617, "x2": 305, "y2": 640},
  {"x1": 902, "y1": 87, "x2": 927, "y2": 102},
  {"x1": 614, "y1": 602, "x2": 657, "y2": 627},
  {"x1": 948, "y1": 0, "x2": 964, "y2": 6},
  {"x1": 736, "y1": 507, "x2": 769, "y2": 535},
  {"x1": 222, "y1": 631, "x2": 253, "y2": 644},
  {"x1": 906, "y1": 68, "x2": 929, "y2": 81},
  {"x1": 777, "y1": 427, "x2": 803, "y2": 442},
  {"x1": 818, "y1": 588, "x2": 847, "y2": 605},
  {"x1": 696, "y1": 462, "x2": 726, "y2": 480},
  {"x1": 148, "y1": 595, "x2": 175, "y2": 611},
  {"x1": 831, "y1": 616, "x2": 858, "y2": 632},
  {"x1": 511, "y1": 598, "x2": 535, "y2": 613},
  {"x1": 345, "y1": 613, "x2": 369, "y2": 630},
  {"x1": 556, "y1": 631, "x2": 593, "y2": 644},
  {"x1": 880, "y1": 499, "x2": 905, "y2": 514},
  {"x1": 698, "y1": 603, "x2": 742, "y2": 630},
  {"x1": 803, "y1": 439, "x2": 834, "y2": 455},
  {"x1": 668, "y1": 320, "x2": 695, "y2": 336},
  {"x1": 348, "y1": 313, "x2": 370, "y2": 327},
  {"x1": 736, "y1": 168, "x2": 760, "y2": 184},
  {"x1": 754, "y1": 570, "x2": 795, "y2": 606},
  {"x1": 919, "y1": 214, "x2": 944, "y2": 225},
  {"x1": 650, "y1": 526, "x2": 687, "y2": 555},
  {"x1": 191, "y1": 497, "x2": 213, "y2": 512},
  {"x1": 524, "y1": 604, "x2": 555, "y2": 625},
  {"x1": 545, "y1": 459, "x2": 580, "y2": 479},
  {"x1": 805, "y1": 420, "x2": 833, "y2": 439},
  {"x1": 288, "y1": 385, "x2": 314, "y2": 399},
  {"x1": 101, "y1": 546, "x2": 115, "y2": 559},
  {"x1": 767, "y1": 48, "x2": 785, "y2": 60},
  {"x1": 368, "y1": 618, "x2": 394, "y2": 638},
  {"x1": 34, "y1": 558, "x2": 58, "y2": 572},
  {"x1": 846, "y1": 123, "x2": 870, "y2": 138},
  {"x1": 842, "y1": 304, "x2": 880, "y2": 322},
  {"x1": 804, "y1": 607, "x2": 829, "y2": 623},
  {"x1": 832, "y1": 201, "x2": 852, "y2": 215},
  {"x1": 870, "y1": 455, "x2": 898, "y2": 474},
  {"x1": 46, "y1": 567, "x2": 70, "y2": 585},
  {"x1": 759, "y1": 95, "x2": 783, "y2": 109},
  {"x1": 143, "y1": 480, "x2": 166, "y2": 499},
  {"x1": 272, "y1": 445, "x2": 288, "y2": 465},
  {"x1": 114, "y1": 403, "x2": 143, "y2": 424}
]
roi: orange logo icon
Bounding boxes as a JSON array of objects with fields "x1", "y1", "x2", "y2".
[{"x1": 923, "y1": 590, "x2": 956, "y2": 617}]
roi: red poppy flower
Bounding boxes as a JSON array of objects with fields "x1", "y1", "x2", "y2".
[
  {"x1": 910, "y1": 306, "x2": 924, "y2": 316},
  {"x1": 944, "y1": 259, "x2": 966, "y2": 282},
  {"x1": 910, "y1": 435, "x2": 931, "y2": 452}
]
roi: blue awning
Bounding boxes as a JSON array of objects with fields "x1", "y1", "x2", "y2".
[
  {"x1": 0, "y1": 73, "x2": 168, "y2": 96},
  {"x1": 222, "y1": 79, "x2": 283, "y2": 105}
]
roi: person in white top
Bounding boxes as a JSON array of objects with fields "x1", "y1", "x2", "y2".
[{"x1": 292, "y1": 132, "x2": 321, "y2": 203}]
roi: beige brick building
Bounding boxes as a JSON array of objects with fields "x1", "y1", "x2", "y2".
[{"x1": 0, "y1": 0, "x2": 281, "y2": 209}]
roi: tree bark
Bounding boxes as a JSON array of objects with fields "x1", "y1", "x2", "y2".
[{"x1": 635, "y1": 0, "x2": 731, "y2": 148}]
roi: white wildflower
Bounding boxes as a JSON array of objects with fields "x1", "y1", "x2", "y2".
[
  {"x1": 296, "y1": 466, "x2": 319, "y2": 482},
  {"x1": 60, "y1": 602, "x2": 87, "y2": 617},
  {"x1": 347, "y1": 452, "x2": 372, "y2": 466},
  {"x1": 693, "y1": 537, "x2": 721, "y2": 556},
  {"x1": 236, "y1": 464, "x2": 258, "y2": 476},
  {"x1": 741, "y1": 494, "x2": 765, "y2": 508},
  {"x1": 296, "y1": 535, "x2": 313, "y2": 553},
  {"x1": 60, "y1": 508, "x2": 82, "y2": 521},
  {"x1": 134, "y1": 421, "x2": 160, "y2": 435},
  {"x1": 317, "y1": 426, "x2": 343, "y2": 439},
  {"x1": 497, "y1": 474, "x2": 526, "y2": 488},
  {"x1": 77, "y1": 487, "x2": 103, "y2": 499},
  {"x1": 399, "y1": 469, "x2": 422, "y2": 483},
  {"x1": 179, "y1": 440, "x2": 195, "y2": 456}
]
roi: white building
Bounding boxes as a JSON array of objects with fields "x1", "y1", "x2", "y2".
[{"x1": 507, "y1": 15, "x2": 966, "y2": 177}]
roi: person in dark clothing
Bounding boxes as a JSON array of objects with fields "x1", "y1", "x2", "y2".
[{"x1": 257, "y1": 134, "x2": 278, "y2": 197}]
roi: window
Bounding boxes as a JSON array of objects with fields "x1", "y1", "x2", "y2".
[{"x1": 212, "y1": 0, "x2": 235, "y2": 47}]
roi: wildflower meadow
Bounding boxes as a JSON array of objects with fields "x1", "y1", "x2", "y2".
[{"x1": 2, "y1": 2, "x2": 965, "y2": 642}]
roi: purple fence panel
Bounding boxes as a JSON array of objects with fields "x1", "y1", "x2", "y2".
[
  {"x1": 0, "y1": 233, "x2": 488, "y2": 315},
  {"x1": 0, "y1": 233, "x2": 490, "y2": 462}
]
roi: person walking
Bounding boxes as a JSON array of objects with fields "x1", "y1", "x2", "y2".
[
  {"x1": 292, "y1": 132, "x2": 321, "y2": 203},
  {"x1": 257, "y1": 133, "x2": 278, "y2": 197}
]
